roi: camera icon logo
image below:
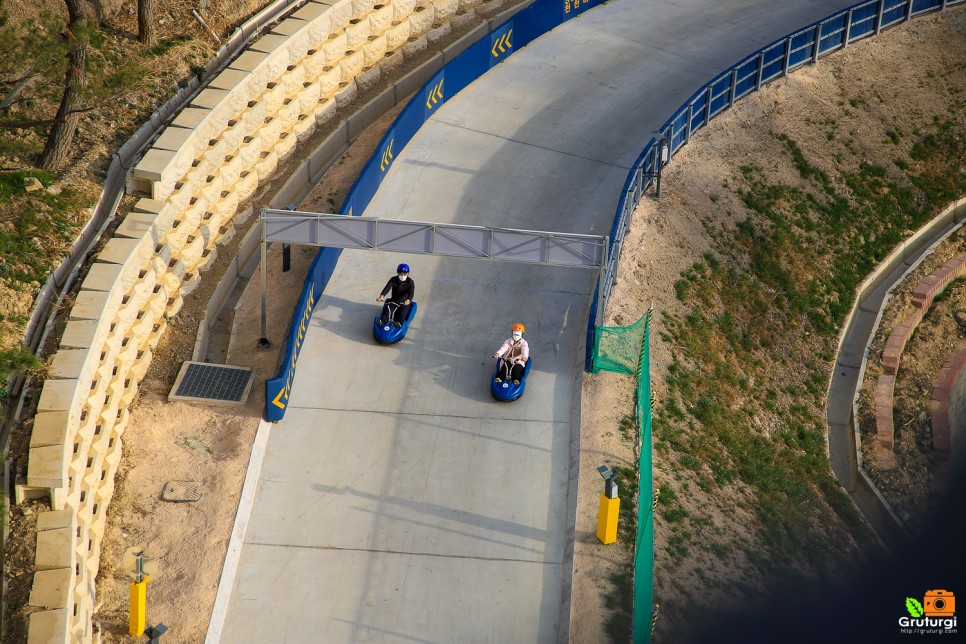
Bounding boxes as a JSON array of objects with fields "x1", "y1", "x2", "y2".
[{"x1": 924, "y1": 590, "x2": 956, "y2": 617}]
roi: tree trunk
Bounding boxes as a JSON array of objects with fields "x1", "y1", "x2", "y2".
[
  {"x1": 38, "y1": 0, "x2": 93, "y2": 171},
  {"x1": 138, "y1": 0, "x2": 156, "y2": 46}
]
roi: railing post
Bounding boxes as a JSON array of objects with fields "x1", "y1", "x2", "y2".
[
  {"x1": 941, "y1": 0, "x2": 948, "y2": 10},
  {"x1": 684, "y1": 104, "x2": 693, "y2": 144},
  {"x1": 704, "y1": 85, "x2": 712, "y2": 122},
  {"x1": 842, "y1": 10, "x2": 853, "y2": 49},
  {"x1": 781, "y1": 37, "x2": 791, "y2": 76},
  {"x1": 905, "y1": 0, "x2": 913, "y2": 21},
  {"x1": 812, "y1": 24, "x2": 822, "y2": 62},
  {"x1": 727, "y1": 68, "x2": 738, "y2": 108},
  {"x1": 875, "y1": 0, "x2": 885, "y2": 34},
  {"x1": 755, "y1": 52, "x2": 764, "y2": 90}
]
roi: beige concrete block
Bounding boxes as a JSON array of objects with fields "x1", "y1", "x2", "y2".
[
  {"x1": 259, "y1": 82, "x2": 287, "y2": 114},
  {"x1": 356, "y1": 65, "x2": 382, "y2": 92},
  {"x1": 293, "y1": 113, "x2": 318, "y2": 142},
  {"x1": 234, "y1": 171, "x2": 259, "y2": 202},
  {"x1": 114, "y1": 212, "x2": 158, "y2": 242},
  {"x1": 212, "y1": 187, "x2": 241, "y2": 220},
  {"x1": 409, "y1": 4, "x2": 434, "y2": 33},
  {"x1": 297, "y1": 83, "x2": 323, "y2": 119},
  {"x1": 230, "y1": 50, "x2": 284, "y2": 90},
  {"x1": 171, "y1": 105, "x2": 212, "y2": 132},
  {"x1": 97, "y1": 237, "x2": 139, "y2": 267},
  {"x1": 242, "y1": 102, "x2": 271, "y2": 138},
  {"x1": 451, "y1": 8, "x2": 476, "y2": 29},
  {"x1": 132, "y1": 197, "x2": 164, "y2": 214},
  {"x1": 458, "y1": 0, "x2": 481, "y2": 9},
  {"x1": 36, "y1": 528, "x2": 73, "y2": 570},
  {"x1": 393, "y1": 0, "x2": 418, "y2": 21},
  {"x1": 153, "y1": 125, "x2": 198, "y2": 160},
  {"x1": 49, "y1": 349, "x2": 94, "y2": 381},
  {"x1": 27, "y1": 609, "x2": 69, "y2": 644},
  {"x1": 27, "y1": 444, "x2": 69, "y2": 489},
  {"x1": 258, "y1": 116, "x2": 284, "y2": 147},
  {"x1": 270, "y1": 19, "x2": 316, "y2": 60},
  {"x1": 345, "y1": 17, "x2": 372, "y2": 48},
  {"x1": 370, "y1": 2, "x2": 394, "y2": 32},
  {"x1": 334, "y1": 81, "x2": 358, "y2": 109},
  {"x1": 319, "y1": 31, "x2": 349, "y2": 63},
  {"x1": 340, "y1": 49, "x2": 366, "y2": 81},
  {"x1": 82, "y1": 263, "x2": 124, "y2": 303},
  {"x1": 69, "y1": 290, "x2": 110, "y2": 322},
  {"x1": 37, "y1": 379, "x2": 80, "y2": 414},
  {"x1": 326, "y1": 0, "x2": 355, "y2": 29},
  {"x1": 363, "y1": 34, "x2": 388, "y2": 67},
  {"x1": 317, "y1": 64, "x2": 343, "y2": 96},
  {"x1": 197, "y1": 246, "x2": 219, "y2": 272},
  {"x1": 181, "y1": 269, "x2": 202, "y2": 296},
  {"x1": 315, "y1": 96, "x2": 338, "y2": 124},
  {"x1": 132, "y1": 148, "x2": 185, "y2": 199},
  {"x1": 37, "y1": 509, "x2": 74, "y2": 532},
  {"x1": 250, "y1": 34, "x2": 294, "y2": 69},
  {"x1": 219, "y1": 152, "x2": 246, "y2": 187},
  {"x1": 59, "y1": 320, "x2": 97, "y2": 350},
  {"x1": 402, "y1": 34, "x2": 428, "y2": 57},
  {"x1": 278, "y1": 99, "x2": 301, "y2": 129},
  {"x1": 180, "y1": 235, "x2": 206, "y2": 269},
  {"x1": 166, "y1": 183, "x2": 194, "y2": 215},
  {"x1": 302, "y1": 48, "x2": 330, "y2": 81},
  {"x1": 386, "y1": 19, "x2": 412, "y2": 49},
  {"x1": 255, "y1": 149, "x2": 279, "y2": 181},
  {"x1": 209, "y1": 68, "x2": 262, "y2": 115},
  {"x1": 147, "y1": 317, "x2": 168, "y2": 348},
  {"x1": 426, "y1": 20, "x2": 451, "y2": 44},
  {"x1": 432, "y1": 0, "x2": 458, "y2": 21},
  {"x1": 378, "y1": 49, "x2": 403, "y2": 75},
  {"x1": 352, "y1": 0, "x2": 378, "y2": 16},
  {"x1": 275, "y1": 132, "x2": 299, "y2": 163},
  {"x1": 190, "y1": 87, "x2": 232, "y2": 127},
  {"x1": 279, "y1": 64, "x2": 306, "y2": 95},
  {"x1": 293, "y1": 0, "x2": 332, "y2": 22},
  {"x1": 30, "y1": 412, "x2": 71, "y2": 448}
]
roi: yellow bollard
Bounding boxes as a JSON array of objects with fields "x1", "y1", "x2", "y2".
[
  {"x1": 596, "y1": 493, "x2": 620, "y2": 544},
  {"x1": 129, "y1": 576, "x2": 150, "y2": 636}
]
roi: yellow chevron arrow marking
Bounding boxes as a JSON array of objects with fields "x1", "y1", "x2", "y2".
[
  {"x1": 425, "y1": 80, "x2": 444, "y2": 109},
  {"x1": 492, "y1": 31, "x2": 514, "y2": 57},
  {"x1": 380, "y1": 139, "x2": 394, "y2": 171}
]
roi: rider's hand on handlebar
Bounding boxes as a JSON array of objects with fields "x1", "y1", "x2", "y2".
[{"x1": 377, "y1": 294, "x2": 384, "y2": 302}]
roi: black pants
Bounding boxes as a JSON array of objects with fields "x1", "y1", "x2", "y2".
[
  {"x1": 499, "y1": 360, "x2": 524, "y2": 382},
  {"x1": 381, "y1": 301, "x2": 410, "y2": 324}
]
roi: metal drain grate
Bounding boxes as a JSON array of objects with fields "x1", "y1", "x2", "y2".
[{"x1": 169, "y1": 362, "x2": 254, "y2": 405}]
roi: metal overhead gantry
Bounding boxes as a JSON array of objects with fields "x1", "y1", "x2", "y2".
[{"x1": 258, "y1": 208, "x2": 609, "y2": 343}]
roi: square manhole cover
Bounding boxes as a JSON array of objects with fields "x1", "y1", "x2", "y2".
[
  {"x1": 169, "y1": 362, "x2": 253, "y2": 405},
  {"x1": 162, "y1": 480, "x2": 203, "y2": 503}
]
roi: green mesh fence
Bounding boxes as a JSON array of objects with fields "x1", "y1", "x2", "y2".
[{"x1": 591, "y1": 309, "x2": 654, "y2": 644}]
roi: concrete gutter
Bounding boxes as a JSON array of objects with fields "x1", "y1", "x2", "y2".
[{"x1": 827, "y1": 197, "x2": 966, "y2": 551}]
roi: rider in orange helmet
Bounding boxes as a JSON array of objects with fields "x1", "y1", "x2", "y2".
[{"x1": 493, "y1": 323, "x2": 529, "y2": 385}]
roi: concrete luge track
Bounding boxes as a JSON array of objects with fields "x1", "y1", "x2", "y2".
[{"x1": 219, "y1": 0, "x2": 883, "y2": 641}]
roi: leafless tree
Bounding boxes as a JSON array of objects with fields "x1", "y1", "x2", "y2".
[
  {"x1": 37, "y1": 0, "x2": 94, "y2": 171},
  {"x1": 138, "y1": 0, "x2": 156, "y2": 46}
]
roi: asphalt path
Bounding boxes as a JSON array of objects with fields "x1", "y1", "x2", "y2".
[{"x1": 219, "y1": 0, "x2": 858, "y2": 641}]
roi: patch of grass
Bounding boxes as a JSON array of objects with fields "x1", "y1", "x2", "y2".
[{"x1": 654, "y1": 117, "x2": 964, "y2": 591}]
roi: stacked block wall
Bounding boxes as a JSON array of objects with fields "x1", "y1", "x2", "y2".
[
  {"x1": 874, "y1": 254, "x2": 966, "y2": 453},
  {"x1": 22, "y1": 0, "x2": 486, "y2": 640}
]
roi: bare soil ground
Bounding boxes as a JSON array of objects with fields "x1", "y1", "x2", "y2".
[{"x1": 3, "y1": 3, "x2": 964, "y2": 644}]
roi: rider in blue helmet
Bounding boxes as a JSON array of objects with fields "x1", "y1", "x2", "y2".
[{"x1": 376, "y1": 263, "x2": 415, "y2": 327}]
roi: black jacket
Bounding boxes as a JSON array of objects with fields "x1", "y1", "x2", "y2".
[{"x1": 380, "y1": 275, "x2": 415, "y2": 303}]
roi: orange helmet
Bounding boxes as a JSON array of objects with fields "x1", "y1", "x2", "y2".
[{"x1": 511, "y1": 323, "x2": 525, "y2": 334}]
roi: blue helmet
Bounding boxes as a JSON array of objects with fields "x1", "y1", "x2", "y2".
[{"x1": 397, "y1": 263, "x2": 410, "y2": 273}]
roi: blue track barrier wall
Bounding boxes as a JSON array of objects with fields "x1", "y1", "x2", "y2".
[
  {"x1": 266, "y1": 0, "x2": 608, "y2": 419},
  {"x1": 266, "y1": 0, "x2": 964, "y2": 637}
]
